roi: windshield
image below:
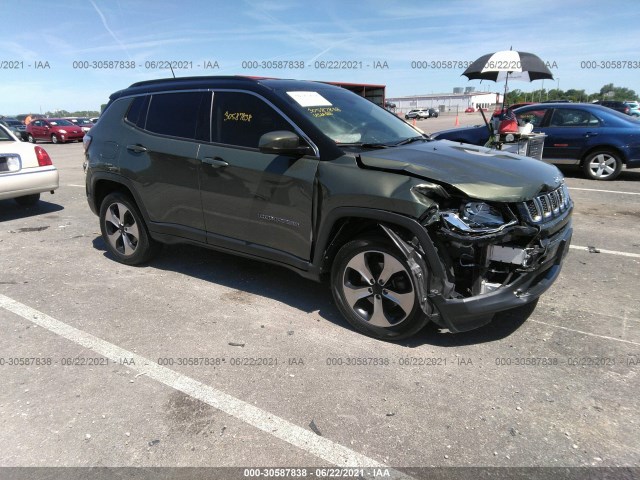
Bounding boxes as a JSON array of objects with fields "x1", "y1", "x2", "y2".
[
  {"x1": 49, "y1": 119, "x2": 75, "y2": 126},
  {"x1": 69, "y1": 118, "x2": 92, "y2": 125},
  {"x1": 277, "y1": 87, "x2": 422, "y2": 146}
]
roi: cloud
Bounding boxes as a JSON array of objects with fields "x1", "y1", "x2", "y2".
[{"x1": 89, "y1": 0, "x2": 132, "y2": 60}]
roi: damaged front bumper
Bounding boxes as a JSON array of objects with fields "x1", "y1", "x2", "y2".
[
  {"x1": 380, "y1": 202, "x2": 573, "y2": 333},
  {"x1": 429, "y1": 219, "x2": 572, "y2": 332}
]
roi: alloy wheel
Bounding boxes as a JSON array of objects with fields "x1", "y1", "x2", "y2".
[
  {"x1": 588, "y1": 153, "x2": 618, "y2": 179},
  {"x1": 104, "y1": 202, "x2": 140, "y2": 256},
  {"x1": 341, "y1": 250, "x2": 415, "y2": 328}
]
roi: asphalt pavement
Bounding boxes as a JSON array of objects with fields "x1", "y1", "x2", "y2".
[{"x1": 0, "y1": 140, "x2": 638, "y2": 480}]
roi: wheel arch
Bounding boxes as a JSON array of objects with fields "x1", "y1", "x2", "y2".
[
  {"x1": 579, "y1": 144, "x2": 627, "y2": 166},
  {"x1": 312, "y1": 207, "x2": 449, "y2": 288},
  {"x1": 91, "y1": 174, "x2": 151, "y2": 223}
]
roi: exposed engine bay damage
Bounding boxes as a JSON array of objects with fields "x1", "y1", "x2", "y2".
[{"x1": 379, "y1": 183, "x2": 573, "y2": 329}]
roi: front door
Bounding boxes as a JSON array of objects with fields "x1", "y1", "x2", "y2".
[
  {"x1": 198, "y1": 91, "x2": 318, "y2": 262},
  {"x1": 538, "y1": 108, "x2": 601, "y2": 162}
]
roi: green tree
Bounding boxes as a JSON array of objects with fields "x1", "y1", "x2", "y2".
[{"x1": 598, "y1": 83, "x2": 636, "y2": 101}]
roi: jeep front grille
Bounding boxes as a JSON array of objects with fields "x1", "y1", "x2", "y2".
[{"x1": 520, "y1": 184, "x2": 571, "y2": 224}]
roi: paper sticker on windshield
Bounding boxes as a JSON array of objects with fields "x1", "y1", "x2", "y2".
[
  {"x1": 307, "y1": 107, "x2": 341, "y2": 118},
  {"x1": 287, "y1": 91, "x2": 332, "y2": 107}
]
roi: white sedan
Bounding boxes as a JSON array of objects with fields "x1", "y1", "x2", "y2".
[{"x1": 0, "y1": 124, "x2": 59, "y2": 206}]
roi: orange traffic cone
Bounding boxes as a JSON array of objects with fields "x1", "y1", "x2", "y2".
[
  {"x1": 412, "y1": 118, "x2": 416, "y2": 127},
  {"x1": 454, "y1": 116, "x2": 460, "y2": 126}
]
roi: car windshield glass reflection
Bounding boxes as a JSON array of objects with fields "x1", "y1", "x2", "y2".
[
  {"x1": 278, "y1": 87, "x2": 422, "y2": 146},
  {"x1": 49, "y1": 120, "x2": 75, "y2": 126}
]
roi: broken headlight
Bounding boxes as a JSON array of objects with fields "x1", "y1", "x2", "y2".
[{"x1": 441, "y1": 202, "x2": 517, "y2": 234}]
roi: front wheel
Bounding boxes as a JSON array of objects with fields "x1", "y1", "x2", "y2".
[
  {"x1": 27, "y1": 134, "x2": 36, "y2": 143},
  {"x1": 331, "y1": 237, "x2": 429, "y2": 340},
  {"x1": 582, "y1": 150, "x2": 622, "y2": 181},
  {"x1": 51, "y1": 134, "x2": 59, "y2": 144},
  {"x1": 99, "y1": 192, "x2": 160, "y2": 265}
]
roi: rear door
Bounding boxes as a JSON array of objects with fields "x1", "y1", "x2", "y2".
[
  {"x1": 118, "y1": 91, "x2": 211, "y2": 242},
  {"x1": 197, "y1": 90, "x2": 318, "y2": 262}
]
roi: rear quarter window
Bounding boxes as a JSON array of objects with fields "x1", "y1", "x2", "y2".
[{"x1": 125, "y1": 96, "x2": 150, "y2": 128}]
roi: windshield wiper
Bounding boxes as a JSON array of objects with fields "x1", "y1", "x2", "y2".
[{"x1": 394, "y1": 136, "x2": 429, "y2": 146}]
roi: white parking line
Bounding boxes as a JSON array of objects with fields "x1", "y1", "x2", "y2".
[
  {"x1": 569, "y1": 245, "x2": 640, "y2": 259},
  {"x1": 530, "y1": 319, "x2": 640, "y2": 346},
  {"x1": 67, "y1": 184, "x2": 85, "y2": 188},
  {"x1": 569, "y1": 187, "x2": 640, "y2": 196},
  {"x1": 0, "y1": 293, "x2": 410, "y2": 479}
]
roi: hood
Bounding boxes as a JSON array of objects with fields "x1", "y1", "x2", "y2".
[{"x1": 358, "y1": 140, "x2": 563, "y2": 202}]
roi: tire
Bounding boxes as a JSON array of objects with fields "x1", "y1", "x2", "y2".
[
  {"x1": 27, "y1": 134, "x2": 36, "y2": 143},
  {"x1": 99, "y1": 192, "x2": 160, "y2": 265},
  {"x1": 51, "y1": 134, "x2": 59, "y2": 144},
  {"x1": 331, "y1": 236, "x2": 429, "y2": 340},
  {"x1": 14, "y1": 193, "x2": 40, "y2": 207},
  {"x1": 582, "y1": 150, "x2": 622, "y2": 181}
]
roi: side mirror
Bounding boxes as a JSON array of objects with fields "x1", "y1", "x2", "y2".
[{"x1": 259, "y1": 130, "x2": 313, "y2": 157}]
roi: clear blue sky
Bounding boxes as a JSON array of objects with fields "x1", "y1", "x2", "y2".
[{"x1": 1, "y1": 0, "x2": 638, "y2": 114}]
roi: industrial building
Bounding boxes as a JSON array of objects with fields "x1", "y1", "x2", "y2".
[{"x1": 387, "y1": 87, "x2": 503, "y2": 114}]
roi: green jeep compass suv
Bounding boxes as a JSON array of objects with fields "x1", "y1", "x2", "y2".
[{"x1": 84, "y1": 76, "x2": 572, "y2": 340}]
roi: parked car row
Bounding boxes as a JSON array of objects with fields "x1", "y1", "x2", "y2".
[
  {"x1": 26, "y1": 118, "x2": 86, "y2": 144},
  {"x1": 431, "y1": 102, "x2": 640, "y2": 181},
  {"x1": 0, "y1": 116, "x2": 95, "y2": 142}
]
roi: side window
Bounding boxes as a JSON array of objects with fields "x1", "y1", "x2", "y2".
[
  {"x1": 125, "y1": 96, "x2": 149, "y2": 128},
  {"x1": 549, "y1": 109, "x2": 599, "y2": 127},
  {"x1": 516, "y1": 109, "x2": 546, "y2": 127},
  {"x1": 212, "y1": 91, "x2": 292, "y2": 148},
  {"x1": 145, "y1": 91, "x2": 211, "y2": 141}
]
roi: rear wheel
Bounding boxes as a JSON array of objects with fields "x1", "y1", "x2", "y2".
[
  {"x1": 331, "y1": 236, "x2": 429, "y2": 341},
  {"x1": 582, "y1": 150, "x2": 622, "y2": 180},
  {"x1": 14, "y1": 193, "x2": 40, "y2": 207},
  {"x1": 99, "y1": 192, "x2": 160, "y2": 265}
]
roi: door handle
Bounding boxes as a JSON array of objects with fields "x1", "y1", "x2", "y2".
[
  {"x1": 126, "y1": 144, "x2": 148, "y2": 153},
  {"x1": 584, "y1": 132, "x2": 598, "y2": 138},
  {"x1": 202, "y1": 157, "x2": 229, "y2": 168}
]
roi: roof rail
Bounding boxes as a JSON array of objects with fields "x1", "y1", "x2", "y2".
[{"x1": 128, "y1": 75, "x2": 259, "y2": 88}]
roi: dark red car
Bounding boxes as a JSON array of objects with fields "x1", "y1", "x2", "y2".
[{"x1": 26, "y1": 118, "x2": 84, "y2": 144}]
